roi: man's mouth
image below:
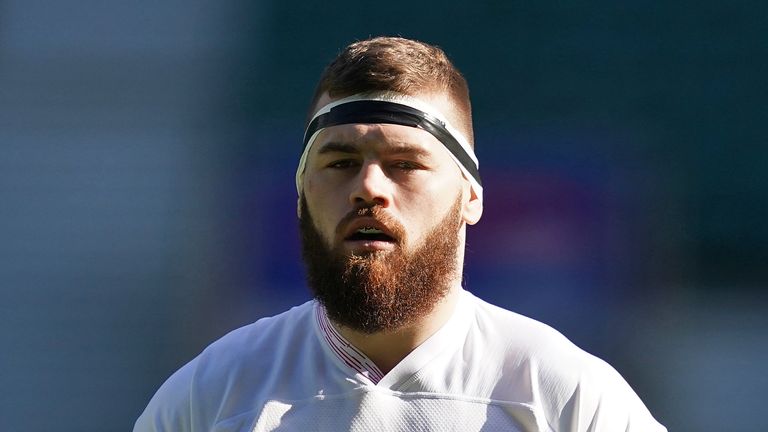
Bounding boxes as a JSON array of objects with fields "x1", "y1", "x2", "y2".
[
  {"x1": 346, "y1": 227, "x2": 396, "y2": 243},
  {"x1": 340, "y1": 218, "x2": 401, "y2": 252}
]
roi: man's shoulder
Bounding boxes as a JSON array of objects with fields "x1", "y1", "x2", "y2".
[
  {"x1": 466, "y1": 292, "x2": 579, "y2": 354},
  {"x1": 134, "y1": 300, "x2": 319, "y2": 431},
  {"x1": 183, "y1": 299, "x2": 322, "y2": 390},
  {"x1": 202, "y1": 299, "x2": 317, "y2": 361},
  {"x1": 464, "y1": 292, "x2": 665, "y2": 430},
  {"x1": 467, "y1": 292, "x2": 608, "y2": 374}
]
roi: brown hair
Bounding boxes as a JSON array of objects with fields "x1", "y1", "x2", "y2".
[{"x1": 308, "y1": 36, "x2": 474, "y2": 146}]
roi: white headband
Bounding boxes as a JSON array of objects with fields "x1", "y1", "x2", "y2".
[{"x1": 296, "y1": 91, "x2": 482, "y2": 201}]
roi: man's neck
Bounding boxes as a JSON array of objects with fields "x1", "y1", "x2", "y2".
[{"x1": 333, "y1": 285, "x2": 461, "y2": 375}]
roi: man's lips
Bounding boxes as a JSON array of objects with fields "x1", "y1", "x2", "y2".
[
  {"x1": 341, "y1": 217, "x2": 398, "y2": 243},
  {"x1": 333, "y1": 206, "x2": 406, "y2": 252}
]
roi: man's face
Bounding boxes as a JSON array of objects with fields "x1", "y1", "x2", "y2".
[
  {"x1": 299, "y1": 93, "x2": 480, "y2": 332},
  {"x1": 302, "y1": 93, "x2": 474, "y2": 257}
]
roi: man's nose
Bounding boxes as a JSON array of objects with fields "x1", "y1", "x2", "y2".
[{"x1": 349, "y1": 161, "x2": 392, "y2": 207}]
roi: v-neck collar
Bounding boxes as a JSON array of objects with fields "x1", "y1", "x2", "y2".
[
  {"x1": 313, "y1": 288, "x2": 475, "y2": 390},
  {"x1": 314, "y1": 303, "x2": 385, "y2": 383}
]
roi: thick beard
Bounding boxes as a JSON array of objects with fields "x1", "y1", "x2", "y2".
[{"x1": 300, "y1": 196, "x2": 463, "y2": 334}]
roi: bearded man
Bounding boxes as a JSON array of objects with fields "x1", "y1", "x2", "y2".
[{"x1": 134, "y1": 36, "x2": 666, "y2": 431}]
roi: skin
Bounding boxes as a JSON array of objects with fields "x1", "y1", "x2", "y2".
[{"x1": 302, "y1": 91, "x2": 483, "y2": 373}]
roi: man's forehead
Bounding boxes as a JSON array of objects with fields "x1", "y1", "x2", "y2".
[{"x1": 313, "y1": 123, "x2": 441, "y2": 155}]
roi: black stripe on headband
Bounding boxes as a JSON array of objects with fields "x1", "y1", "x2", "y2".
[{"x1": 303, "y1": 100, "x2": 481, "y2": 186}]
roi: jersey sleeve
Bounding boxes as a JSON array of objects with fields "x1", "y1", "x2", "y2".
[
  {"x1": 133, "y1": 358, "x2": 198, "y2": 432},
  {"x1": 555, "y1": 356, "x2": 667, "y2": 432}
]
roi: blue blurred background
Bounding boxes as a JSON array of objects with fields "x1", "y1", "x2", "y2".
[{"x1": 2, "y1": 1, "x2": 767, "y2": 430}]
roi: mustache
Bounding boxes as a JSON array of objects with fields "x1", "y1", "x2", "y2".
[{"x1": 334, "y1": 205, "x2": 406, "y2": 241}]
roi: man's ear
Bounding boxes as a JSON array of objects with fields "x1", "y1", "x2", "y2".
[{"x1": 462, "y1": 187, "x2": 483, "y2": 225}]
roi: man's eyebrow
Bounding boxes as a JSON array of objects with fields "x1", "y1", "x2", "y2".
[
  {"x1": 317, "y1": 140, "x2": 433, "y2": 158},
  {"x1": 317, "y1": 142, "x2": 358, "y2": 154},
  {"x1": 386, "y1": 143, "x2": 431, "y2": 158}
]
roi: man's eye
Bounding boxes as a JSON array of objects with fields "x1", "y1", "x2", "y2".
[
  {"x1": 327, "y1": 159, "x2": 357, "y2": 169},
  {"x1": 393, "y1": 161, "x2": 421, "y2": 170}
]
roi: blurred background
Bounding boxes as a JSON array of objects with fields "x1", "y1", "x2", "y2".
[{"x1": 1, "y1": 1, "x2": 766, "y2": 430}]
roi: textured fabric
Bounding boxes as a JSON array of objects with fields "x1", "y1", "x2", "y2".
[
  {"x1": 253, "y1": 390, "x2": 531, "y2": 432},
  {"x1": 134, "y1": 289, "x2": 666, "y2": 432}
]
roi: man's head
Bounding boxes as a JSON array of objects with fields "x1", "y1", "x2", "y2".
[
  {"x1": 297, "y1": 37, "x2": 483, "y2": 333},
  {"x1": 307, "y1": 36, "x2": 474, "y2": 147}
]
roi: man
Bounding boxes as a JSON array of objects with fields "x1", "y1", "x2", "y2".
[{"x1": 135, "y1": 37, "x2": 666, "y2": 431}]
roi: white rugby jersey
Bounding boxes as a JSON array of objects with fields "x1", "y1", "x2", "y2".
[{"x1": 134, "y1": 289, "x2": 666, "y2": 431}]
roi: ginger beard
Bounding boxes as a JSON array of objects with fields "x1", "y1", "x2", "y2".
[{"x1": 300, "y1": 195, "x2": 463, "y2": 334}]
